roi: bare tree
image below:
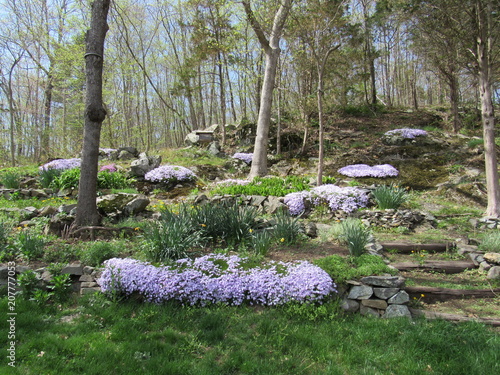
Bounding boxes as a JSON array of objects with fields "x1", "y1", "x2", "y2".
[
  {"x1": 243, "y1": 0, "x2": 293, "y2": 178},
  {"x1": 74, "y1": 0, "x2": 111, "y2": 227}
]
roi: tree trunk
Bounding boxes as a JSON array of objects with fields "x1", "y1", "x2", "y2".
[
  {"x1": 74, "y1": 0, "x2": 110, "y2": 227},
  {"x1": 244, "y1": 0, "x2": 293, "y2": 179},
  {"x1": 476, "y1": 0, "x2": 500, "y2": 217}
]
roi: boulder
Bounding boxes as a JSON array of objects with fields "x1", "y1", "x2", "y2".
[
  {"x1": 360, "y1": 276, "x2": 406, "y2": 288},
  {"x1": 97, "y1": 193, "x2": 144, "y2": 214},
  {"x1": 130, "y1": 153, "x2": 162, "y2": 177},
  {"x1": 347, "y1": 285, "x2": 373, "y2": 300},
  {"x1": 484, "y1": 253, "x2": 500, "y2": 265},
  {"x1": 383, "y1": 304, "x2": 412, "y2": 319}
]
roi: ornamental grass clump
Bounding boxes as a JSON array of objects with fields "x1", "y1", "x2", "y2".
[
  {"x1": 338, "y1": 164, "x2": 399, "y2": 178},
  {"x1": 271, "y1": 209, "x2": 303, "y2": 245},
  {"x1": 384, "y1": 128, "x2": 428, "y2": 139},
  {"x1": 339, "y1": 218, "x2": 371, "y2": 257},
  {"x1": 99, "y1": 254, "x2": 336, "y2": 306},
  {"x1": 144, "y1": 165, "x2": 197, "y2": 185},
  {"x1": 372, "y1": 183, "x2": 408, "y2": 209},
  {"x1": 0, "y1": 169, "x2": 21, "y2": 189},
  {"x1": 232, "y1": 152, "x2": 253, "y2": 165}
]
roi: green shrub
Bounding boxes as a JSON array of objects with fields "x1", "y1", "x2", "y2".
[
  {"x1": 51, "y1": 167, "x2": 81, "y2": 190},
  {"x1": 97, "y1": 170, "x2": 132, "y2": 189},
  {"x1": 467, "y1": 138, "x2": 484, "y2": 149},
  {"x1": 339, "y1": 218, "x2": 371, "y2": 257},
  {"x1": 0, "y1": 168, "x2": 21, "y2": 188},
  {"x1": 17, "y1": 230, "x2": 46, "y2": 260},
  {"x1": 479, "y1": 231, "x2": 500, "y2": 252},
  {"x1": 372, "y1": 183, "x2": 408, "y2": 209},
  {"x1": 17, "y1": 270, "x2": 40, "y2": 299},
  {"x1": 80, "y1": 241, "x2": 122, "y2": 267}
]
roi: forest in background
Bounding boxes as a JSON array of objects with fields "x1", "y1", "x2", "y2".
[{"x1": 0, "y1": 0, "x2": 498, "y2": 165}]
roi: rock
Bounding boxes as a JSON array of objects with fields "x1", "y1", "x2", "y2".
[
  {"x1": 123, "y1": 195, "x2": 150, "y2": 215},
  {"x1": 487, "y1": 266, "x2": 500, "y2": 280},
  {"x1": 302, "y1": 222, "x2": 317, "y2": 238},
  {"x1": 39, "y1": 206, "x2": 58, "y2": 217},
  {"x1": 79, "y1": 275, "x2": 95, "y2": 282},
  {"x1": 373, "y1": 287, "x2": 399, "y2": 300},
  {"x1": 479, "y1": 262, "x2": 491, "y2": 272},
  {"x1": 207, "y1": 141, "x2": 223, "y2": 157},
  {"x1": 0, "y1": 266, "x2": 8, "y2": 279},
  {"x1": 360, "y1": 304, "x2": 380, "y2": 317},
  {"x1": 340, "y1": 298, "x2": 360, "y2": 313},
  {"x1": 59, "y1": 204, "x2": 78, "y2": 214},
  {"x1": 184, "y1": 132, "x2": 200, "y2": 146},
  {"x1": 264, "y1": 196, "x2": 287, "y2": 214},
  {"x1": 361, "y1": 299, "x2": 388, "y2": 310},
  {"x1": 30, "y1": 189, "x2": 49, "y2": 198},
  {"x1": 83, "y1": 266, "x2": 95, "y2": 275},
  {"x1": 347, "y1": 285, "x2": 373, "y2": 300},
  {"x1": 484, "y1": 252, "x2": 500, "y2": 265},
  {"x1": 130, "y1": 153, "x2": 161, "y2": 177},
  {"x1": 62, "y1": 263, "x2": 83, "y2": 276},
  {"x1": 383, "y1": 304, "x2": 412, "y2": 319},
  {"x1": 118, "y1": 150, "x2": 136, "y2": 160},
  {"x1": 80, "y1": 287, "x2": 101, "y2": 295},
  {"x1": 360, "y1": 276, "x2": 405, "y2": 288},
  {"x1": 97, "y1": 193, "x2": 141, "y2": 214},
  {"x1": 387, "y1": 291, "x2": 410, "y2": 305}
]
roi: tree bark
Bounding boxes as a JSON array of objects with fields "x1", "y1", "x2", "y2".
[{"x1": 74, "y1": 0, "x2": 110, "y2": 227}]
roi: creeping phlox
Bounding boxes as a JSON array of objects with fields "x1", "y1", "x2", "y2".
[
  {"x1": 99, "y1": 254, "x2": 336, "y2": 306},
  {"x1": 99, "y1": 164, "x2": 117, "y2": 173},
  {"x1": 284, "y1": 185, "x2": 369, "y2": 216},
  {"x1": 384, "y1": 128, "x2": 428, "y2": 139},
  {"x1": 232, "y1": 152, "x2": 253, "y2": 165},
  {"x1": 337, "y1": 164, "x2": 399, "y2": 178},
  {"x1": 215, "y1": 179, "x2": 251, "y2": 187},
  {"x1": 144, "y1": 165, "x2": 197, "y2": 183},
  {"x1": 39, "y1": 158, "x2": 81, "y2": 171}
]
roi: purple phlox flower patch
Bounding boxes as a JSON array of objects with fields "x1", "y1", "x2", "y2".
[
  {"x1": 39, "y1": 158, "x2": 81, "y2": 171},
  {"x1": 384, "y1": 128, "x2": 428, "y2": 139},
  {"x1": 232, "y1": 152, "x2": 253, "y2": 165},
  {"x1": 215, "y1": 179, "x2": 251, "y2": 187},
  {"x1": 98, "y1": 254, "x2": 336, "y2": 306},
  {"x1": 144, "y1": 165, "x2": 197, "y2": 183},
  {"x1": 284, "y1": 185, "x2": 368, "y2": 216},
  {"x1": 337, "y1": 164, "x2": 399, "y2": 178},
  {"x1": 283, "y1": 191, "x2": 312, "y2": 216},
  {"x1": 310, "y1": 184, "x2": 370, "y2": 213},
  {"x1": 99, "y1": 163, "x2": 117, "y2": 173}
]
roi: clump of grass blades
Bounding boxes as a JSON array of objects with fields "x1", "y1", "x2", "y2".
[
  {"x1": 372, "y1": 183, "x2": 408, "y2": 209},
  {"x1": 0, "y1": 169, "x2": 21, "y2": 189},
  {"x1": 271, "y1": 209, "x2": 303, "y2": 245},
  {"x1": 479, "y1": 231, "x2": 500, "y2": 252},
  {"x1": 340, "y1": 218, "x2": 371, "y2": 257},
  {"x1": 143, "y1": 213, "x2": 202, "y2": 263},
  {"x1": 38, "y1": 168, "x2": 62, "y2": 188}
]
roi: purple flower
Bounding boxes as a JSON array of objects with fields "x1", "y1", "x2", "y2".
[
  {"x1": 216, "y1": 179, "x2": 251, "y2": 187},
  {"x1": 384, "y1": 128, "x2": 428, "y2": 139},
  {"x1": 99, "y1": 164, "x2": 117, "y2": 173},
  {"x1": 232, "y1": 153, "x2": 253, "y2": 165},
  {"x1": 338, "y1": 164, "x2": 399, "y2": 178},
  {"x1": 39, "y1": 158, "x2": 81, "y2": 171},
  {"x1": 284, "y1": 185, "x2": 368, "y2": 215},
  {"x1": 144, "y1": 165, "x2": 197, "y2": 184},
  {"x1": 98, "y1": 254, "x2": 337, "y2": 306},
  {"x1": 284, "y1": 191, "x2": 312, "y2": 216}
]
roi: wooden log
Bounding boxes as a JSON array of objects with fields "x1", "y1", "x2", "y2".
[
  {"x1": 391, "y1": 260, "x2": 476, "y2": 274},
  {"x1": 409, "y1": 308, "x2": 500, "y2": 327},
  {"x1": 405, "y1": 286, "x2": 500, "y2": 301},
  {"x1": 380, "y1": 241, "x2": 455, "y2": 254}
]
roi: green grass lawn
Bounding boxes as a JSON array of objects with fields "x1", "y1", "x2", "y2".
[{"x1": 1, "y1": 294, "x2": 499, "y2": 375}]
